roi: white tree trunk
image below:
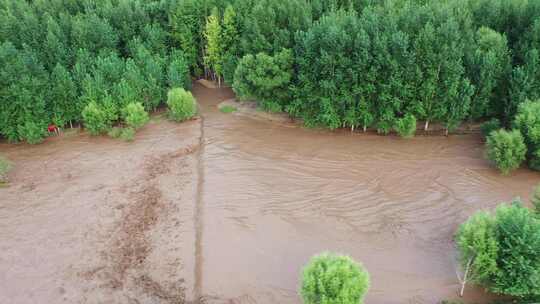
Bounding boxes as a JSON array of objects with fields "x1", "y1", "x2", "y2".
[{"x1": 424, "y1": 120, "x2": 429, "y2": 131}]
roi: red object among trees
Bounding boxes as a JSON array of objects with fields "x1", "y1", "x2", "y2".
[{"x1": 48, "y1": 124, "x2": 59, "y2": 134}]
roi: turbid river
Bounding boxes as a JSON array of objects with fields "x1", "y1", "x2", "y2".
[
  {"x1": 1, "y1": 83, "x2": 538, "y2": 304},
  {"x1": 191, "y1": 83, "x2": 539, "y2": 304}
]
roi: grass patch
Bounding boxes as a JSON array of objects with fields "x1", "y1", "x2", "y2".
[{"x1": 220, "y1": 105, "x2": 238, "y2": 113}]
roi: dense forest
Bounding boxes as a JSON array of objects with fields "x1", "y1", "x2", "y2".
[{"x1": 1, "y1": 0, "x2": 540, "y2": 145}]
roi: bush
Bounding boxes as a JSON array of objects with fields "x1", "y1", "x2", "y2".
[
  {"x1": 456, "y1": 202, "x2": 540, "y2": 298},
  {"x1": 486, "y1": 129, "x2": 526, "y2": 174},
  {"x1": 514, "y1": 100, "x2": 540, "y2": 171},
  {"x1": 0, "y1": 155, "x2": 11, "y2": 183},
  {"x1": 123, "y1": 102, "x2": 149, "y2": 130},
  {"x1": 167, "y1": 88, "x2": 197, "y2": 122},
  {"x1": 120, "y1": 127, "x2": 135, "y2": 142},
  {"x1": 394, "y1": 114, "x2": 417, "y2": 138},
  {"x1": 301, "y1": 252, "x2": 370, "y2": 304},
  {"x1": 107, "y1": 127, "x2": 123, "y2": 139},
  {"x1": 82, "y1": 102, "x2": 109, "y2": 135},
  {"x1": 481, "y1": 118, "x2": 502, "y2": 139},
  {"x1": 18, "y1": 121, "x2": 45, "y2": 144}
]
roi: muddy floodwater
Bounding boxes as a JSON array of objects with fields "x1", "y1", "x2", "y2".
[{"x1": 1, "y1": 83, "x2": 539, "y2": 304}]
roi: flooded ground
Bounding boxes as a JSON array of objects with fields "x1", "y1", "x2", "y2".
[{"x1": 1, "y1": 83, "x2": 539, "y2": 304}]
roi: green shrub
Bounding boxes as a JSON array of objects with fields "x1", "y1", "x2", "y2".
[
  {"x1": 120, "y1": 127, "x2": 135, "y2": 142},
  {"x1": 0, "y1": 155, "x2": 11, "y2": 183},
  {"x1": 123, "y1": 102, "x2": 149, "y2": 130},
  {"x1": 220, "y1": 105, "x2": 237, "y2": 113},
  {"x1": 481, "y1": 118, "x2": 502, "y2": 139},
  {"x1": 394, "y1": 114, "x2": 417, "y2": 138},
  {"x1": 167, "y1": 88, "x2": 197, "y2": 122},
  {"x1": 82, "y1": 101, "x2": 109, "y2": 135},
  {"x1": 486, "y1": 129, "x2": 526, "y2": 174},
  {"x1": 107, "y1": 127, "x2": 123, "y2": 139},
  {"x1": 18, "y1": 121, "x2": 45, "y2": 144},
  {"x1": 456, "y1": 202, "x2": 540, "y2": 298},
  {"x1": 301, "y1": 252, "x2": 370, "y2": 304},
  {"x1": 514, "y1": 100, "x2": 540, "y2": 171}
]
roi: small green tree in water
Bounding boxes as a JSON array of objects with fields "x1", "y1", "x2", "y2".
[
  {"x1": 456, "y1": 201, "x2": 540, "y2": 298},
  {"x1": 394, "y1": 114, "x2": 417, "y2": 138},
  {"x1": 486, "y1": 129, "x2": 526, "y2": 174},
  {"x1": 301, "y1": 252, "x2": 370, "y2": 304}
]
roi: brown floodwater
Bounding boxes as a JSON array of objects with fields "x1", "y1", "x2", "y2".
[
  {"x1": 191, "y1": 83, "x2": 540, "y2": 304},
  {"x1": 1, "y1": 82, "x2": 539, "y2": 304}
]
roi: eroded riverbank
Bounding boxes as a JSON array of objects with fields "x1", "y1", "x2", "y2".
[{"x1": 1, "y1": 83, "x2": 539, "y2": 304}]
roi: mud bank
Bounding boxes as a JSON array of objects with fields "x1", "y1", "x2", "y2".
[
  {"x1": 1, "y1": 83, "x2": 539, "y2": 304},
  {"x1": 0, "y1": 118, "x2": 201, "y2": 304}
]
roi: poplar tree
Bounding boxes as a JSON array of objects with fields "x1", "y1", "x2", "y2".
[
  {"x1": 469, "y1": 27, "x2": 511, "y2": 120},
  {"x1": 204, "y1": 8, "x2": 223, "y2": 86},
  {"x1": 221, "y1": 4, "x2": 239, "y2": 84}
]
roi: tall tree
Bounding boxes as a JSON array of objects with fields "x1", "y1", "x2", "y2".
[
  {"x1": 204, "y1": 8, "x2": 223, "y2": 86},
  {"x1": 469, "y1": 27, "x2": 511, "y2": 120}
]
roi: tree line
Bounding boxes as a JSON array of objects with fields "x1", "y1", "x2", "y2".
[{"x1": 2, "y1": 0, "x2": 540, "y2": 146}]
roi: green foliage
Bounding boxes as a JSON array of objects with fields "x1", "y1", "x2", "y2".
[
  {"x1": 220, "y1": 105, "x2": 237, "y2": 113},
  {"x1": 2, "y1": 0, "x2": 540, "y2": 142},
  {"x1": 204, "y1": 8, "x2": 223, "y2": 83},
  {"x1": 301, "y1": 252, "x2": 370, "y2": 304},
  {"x1": 107, "y1": 127, "x2": 123, "y2": 139},
  {"x1": 123, "y1": 102, "x2": 149, "y2": 130},
  {"x1": 469, "y1": 27, "x2": 511, "y2": 120},
  {"x1": 18, "y1": 121, "x2": 46, "y2": 144},
  {"x1": 457, "y1": 202, "x2": 540, "y2": 298},
  {"x1": 233, "y1": 49, "x2": 293, "y2": 113},
  {"x1": 481, "y1": 118, "x2": 502, "y2": 139},
  {"x1": 456, "y1": 211, "x2": 499, "y2": 284},
  {"x1": 486, "y1": 129, "x2": 527, "y2": 174},
  {"x1": 514, "y1": 100, "x2": 540, "y2": 171},
  {"x1": 221, "y1": 4, "x2": 239, "y2": 83},
  {"x1": 240, "y1": 0, "x2": 312, "y2": 55},
  {"x1": 491, "y1": 203, "x2": 540, "y2": 297},
  {"x1": 167, "y1": 88, "x2": 197, "y2": 122},
  {"x1": 120, "y1": 127, "x2": 135, "y2": 142},
  {"x1": 168, "y1": 50, "x2": 191, "y2": 90},
  {"x1": 82, "y1": 101, "x2": 110, "y2": 136},
  {"x1": 395, "y1": 114, "x2": 417, "y2": 138}
]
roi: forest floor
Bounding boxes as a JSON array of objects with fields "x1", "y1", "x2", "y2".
[{"x1": 1, "y1": 83, "x2": 539, "y2": 304}]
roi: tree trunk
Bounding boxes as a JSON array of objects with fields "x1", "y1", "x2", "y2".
[
  {"x1": 363, "y1": 125, "x2": 367, "y2": 133},
  {"x1": 218, "y1": 76, "x2": 221, "y2": 88},
  {"x1": 69, "y1": 121, "x2": 73, "y2": 129},
  {"x1": 351, "y1": 125, "x2": 355, "y2": 132},
  {"x1": 445, "y1": 128, "x2": 449, "y2": 137},
  {"x1": 424, "y1": 120, "x2": 429, "y2": 131},
  {"x1": 460, "y1": 257, "x2": 473, "y2": 297}
]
